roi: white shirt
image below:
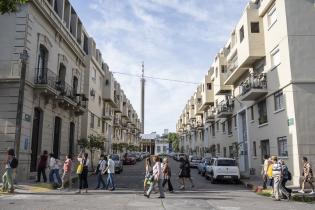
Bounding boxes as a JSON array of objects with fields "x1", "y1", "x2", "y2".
[
  {"x1": 107, "y1": 159, "x2": 115, "y2": 174},
  {"x1": 78, "y1": 158, "x2": 90, "y2": 167},
  {"x1": 49, "y1": 157, "x2": 60, "y2": 169},
  {"x1": 99, "y1": 159, "x2": 106, "y2": 171},
  {"x1": 153, "y1": 162, "x2": 163, "y2": 180}
]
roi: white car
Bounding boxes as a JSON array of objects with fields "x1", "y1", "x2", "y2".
[
  {"x1": 205, "y1": 157, "x2": 240, "y2": 184},
  {"x1": 189, "y1": 156, "x2": 202, "y2": 168}
]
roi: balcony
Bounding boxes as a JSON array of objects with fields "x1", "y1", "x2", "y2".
[
  {"x1": 217, "y1": 100, "x2": 233, "y2": 118},
  {"x1": 205, "y1": 111, "x2": 215, "y2": 123},
  {"x1": 239, "y1": 73, "x2": 267, "y2": 101},
  {"x1": 113, "y1": 118, "x2": 121, "y2": 128},
  {"x1": 196, "y1": 121, "x2": 204, "y2": 130},
  {"x1": 102, "y1": 110, "x2": 112, "y2": 121},
  {"x1": 74, "y1": 94, "x2": 88, "y2": 116},
  {"x1": 56, "y1": 80, "x2": 77, "y2": 108},
  {"x1": 33, "y1": 68, "x2": 59, "y2": 96}
]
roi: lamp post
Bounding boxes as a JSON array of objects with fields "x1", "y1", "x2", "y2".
[{"x1": 15, "y1": 50, "x2": 29, "y2": 159}]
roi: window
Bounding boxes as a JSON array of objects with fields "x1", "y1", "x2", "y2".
[
  {"x1": 105, "y1": 79, "x2": 109, "y2": 86},
  {"x1": 221, "y1": 65, "x2": 226, "y2": 73},
  {"x1": 223, "y1": 147, "x2": 227, "y2": 157},
  {"x1": 239, "y1": 26, "x2": 244, "y2": 43},
  {"x1": 97, "y1": 117, "x2": 100, "y2": 127},
  {"x1": 234, "y1": 116, "x2": 237, "y2": 128},
  {"x1": 207, "y1": 83, "x2": 212, "y2": 90},
  {"x1": 250, "y1": 106, "x2": 254, "y2": 121},
  {"x1": 227, "y1": 118, "x2": 232, "y2": 135},
  {"x1": 278, "y1": 136, "x2": 288, "y2": 157},
  {"x1": 267, "y1": 4, "x2": 277, "y2": 28},
  {"x1": 222, "y1": 122, "x2": 226, "y2": 133},
  {"x1": 90, "y1": 113, "x2": 94, "y2": 128},
  {"x1": 102, "y1": 120, "x2": 105, "y2": 133},
  {"x1": 274, "y1": 91, "x2": 284, "y2": 111},
  {"x1": 271, "y1": 47, "x2": 280, "y2": 67},
  {"x1": 251, "y1": 22, "x2": 260, "y2": 33},
  {"x1": 212, "y1": 124, "x2": 215, "y2": 137},
  {"x1": 258, "y1": 99, "x2": 268, "y2": 125},
  {"x1": 229, "y1": 146, "x2": 233, "y2": 158},
  {"x1": 217, "y1": 144, "x2": 220, "y2": 154},
  {"x1": 253, "y1": 141, "x2": 257, "y2": 157},
  {"x1": 91, "y1": 69, "x2": 96, "y2": 80},
  {"x1": 157, "y1": 146, "x2": 161, "y2": 153},
  {"x1": 99, "y1": 96, "x2": 101, "y2": 105},
  {"x1": 99, "y1": 76, "x2": 102, "y2": 89}
]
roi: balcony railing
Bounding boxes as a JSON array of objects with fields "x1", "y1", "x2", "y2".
[
  {"x1": 240, "y1": 73, "x2": 267, "y2": 96},
  {"x1": 34, "y1": 68, "x2": 58, "y2": 89}
]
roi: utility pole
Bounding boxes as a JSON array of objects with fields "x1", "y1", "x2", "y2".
[
  {"x1": 140, "y1": 62, "x2": 145, "y2": 134},
  {"x1": 15, "y1": 49, "x2": 29, "y2": 159}
]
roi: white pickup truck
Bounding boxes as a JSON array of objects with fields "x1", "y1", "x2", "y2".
[{"x1": 205, "y1": 157, "x2": 240, "y2": 184}]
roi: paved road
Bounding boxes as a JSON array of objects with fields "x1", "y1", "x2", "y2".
[{"x1": 0, "y1": 158, "x2": 314, "y2": 210}]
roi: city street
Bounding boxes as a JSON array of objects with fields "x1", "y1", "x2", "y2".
[{"x1": 0, "y1": 158, "x2": 314, "y2": 210}]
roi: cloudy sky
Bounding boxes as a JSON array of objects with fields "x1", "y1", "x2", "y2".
[{"x1": 71, "y1": 0, "x2": 248, "y2": 134}]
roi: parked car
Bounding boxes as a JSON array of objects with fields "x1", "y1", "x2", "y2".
[
  {"x1": 122, "y1": 153, "x2": 137, "y2": 165},
  {"x1": 197, "y1": 157, "x2": 212, "y2": 176},
  {"x1": 111, "y1": 154, "x2": 123, "y2": 173},
  {"x1": 205, "y1": 157, "x2": 240, "y2": 184},
  {"x1": 189, "y1": 156, "x2": 202, "y2": 168}
]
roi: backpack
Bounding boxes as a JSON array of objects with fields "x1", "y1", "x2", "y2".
[
  {"x1": 10, "y1": 157, "x2": 18, "y2": 169},
  {"x1": 287, "y1": 170, "x2": 292, "y2": 181}
]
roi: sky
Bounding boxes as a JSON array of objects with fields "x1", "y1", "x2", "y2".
[{"x1": 70, "y1": 0, "x2": 249, "y2": 134}]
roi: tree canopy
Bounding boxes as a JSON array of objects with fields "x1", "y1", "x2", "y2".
[
  {"x1": 0, "y1": 0, "x2": 28, "y2": 14},
  {"x1": 168, "y1": 132, "x2": 179, "y2": 152}
]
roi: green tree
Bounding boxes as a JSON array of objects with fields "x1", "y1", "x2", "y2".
[
  {"x1": 168, "y1": 132, "x2": 179, "y2": 152},
  {"x1": 78, "y1": 134, "x2": 104, "y2": 170},
  {"x1": 0, "y1": 0, "x2": 28, "y2": 14}
]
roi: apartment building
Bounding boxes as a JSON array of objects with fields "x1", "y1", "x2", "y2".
[
  {"x1": 0, "y1": 0, "x2": 88, "y2": 179},
  {"x1": 177, "y1": 0, "x2": 315, "y2": 186},
  {"x1": 0, "y1": 0, "x2": 141, "y2": 180}
]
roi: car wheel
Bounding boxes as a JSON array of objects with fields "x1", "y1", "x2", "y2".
[{"x1": 210, "y1": 174, "x2": 216, "y2": 184}]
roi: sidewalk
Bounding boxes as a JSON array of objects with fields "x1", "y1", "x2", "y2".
[{"x1": 241, "y1": 176, "x2": 315, "y2": 202}]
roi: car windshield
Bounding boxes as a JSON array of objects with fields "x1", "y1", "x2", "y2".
[
  {"x1": 112, "y1": 155, "x2": 119, "y2": 161},
  {"x1": 128, "y1": 154, "x2": 136, "y2": 158},
  {"x1": 217, "y1": 159, "x2": 236, "y2": 166}
]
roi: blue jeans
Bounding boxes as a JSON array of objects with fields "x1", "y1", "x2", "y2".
[
  {"x1": 49, "y1": 169, "x2": 61, "y2": 185},
  {"x1": 96, "y1": 173, "x2": 106, "y2": 188},
  {"x1": 106, "y1": 173, "x2": 115, "y2": 189}
]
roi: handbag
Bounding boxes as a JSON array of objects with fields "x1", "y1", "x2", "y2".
[{"x1": 76, "y1": 163, "x2": 83, "y2": 174}]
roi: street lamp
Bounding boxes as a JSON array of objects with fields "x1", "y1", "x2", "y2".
[{"x1": 15, "y1": 50, "x2": 29, "y2": 159}]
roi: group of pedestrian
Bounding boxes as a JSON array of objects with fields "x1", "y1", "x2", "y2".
[
  {"x1": 33, "y1": 150, "x2": 117, "y2": 193},
  {"x1": 262, "y1": 155, "x2": 314, "y2": 201},
  {"x1": 143, "y1": 154, "x2": 194, "y2": 199}
]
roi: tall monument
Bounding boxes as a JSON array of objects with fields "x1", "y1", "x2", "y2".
[{"x1": 140, "y1": 62, "x2": 145, "y2": 133}]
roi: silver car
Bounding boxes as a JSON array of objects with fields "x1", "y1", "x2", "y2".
[{"x1": 112, "y1": 154, "x2": 123, "y2": 174}]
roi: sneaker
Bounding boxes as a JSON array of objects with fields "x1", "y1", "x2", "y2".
[
  {"x1": 309, "y1": 191, "x2": 315, "y2": 195},
  {"x1": 57, "y1": 187, "x2": 64, "y2": 190},
  {"x1": 298, "y1": 190, "x2": 305, "y2": 194}
]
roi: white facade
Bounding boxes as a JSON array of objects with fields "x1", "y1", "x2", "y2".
[{"x1": 177, "y1": 0, "x2": 315, "y2": 186}]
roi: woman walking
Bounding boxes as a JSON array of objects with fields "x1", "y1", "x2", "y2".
[
  {"x1": 58, "y1": 154, "x2": 72, "y2": 190},
  {"x1": 145, "y1": 156, "x2": 165, "y2": 198},
  {"x1": 299, "y1": 156, "x2": 315, "y2": 194},
  {"x1": 48, "y1": 153, "x2": 62, "y2": 186},
  {"x1": 95, "y1": 154, "x2": 106, "y2": 189},
  {"x1": 36, "y1": 150, "x2": 48, "y2": 183},
  {"x1": 143, "y1": 157, "x2": 153, "y2": 193},
  {"x1": 77, "y1": 152, "x2": 89, "y2": 194},
  {"x1": 1, "y1": 148, "x2": 15, "y2": 193},
  {"x1": 178, "y1": 155, "x2": 194, "y2": 190},
  {"x1": 162, "y1": 157, "x2": 173, "y2": 193}
]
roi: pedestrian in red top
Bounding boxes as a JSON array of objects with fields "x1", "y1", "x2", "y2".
[
  {"x1": 36, "y1": 150, "x2": 48, "y2": 183},
  {"x1": 58, "y1": 154, "x2": 72, "y2": 190}
]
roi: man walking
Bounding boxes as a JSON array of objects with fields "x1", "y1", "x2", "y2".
[
  {"x1": 95, "y1": 154, "x2": 106, "y2": 189},
  {"x1": 262, "y1": 155, "x2": 269, "y2": 189},
  {"x1": 103, "y1": 155, "x2": 115, "y2": 191},
  {"x1": 272, "y1": 156, "x2": 282, "y2": 201}
]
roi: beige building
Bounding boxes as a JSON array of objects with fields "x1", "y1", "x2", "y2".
[
  {"x1": 0, "y1": 0, "x2": 140, "y2": 180},
  {"x1": 177, "y1": 0, "x2": 315, "y2": 186}
]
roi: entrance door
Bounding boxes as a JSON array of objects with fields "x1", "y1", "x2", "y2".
[
  {"x1": 261, "y1": 139, "x2": 270, "y2": 163},
  {"x1": 53, "y1": 117, "x2": 62, "y2": 158},
  {"x1": 69, "y1": 122, "x2": 75, "y2": 156},
  {"x1": 30, "y1": 108, "x2": 42, "y2": 172}
]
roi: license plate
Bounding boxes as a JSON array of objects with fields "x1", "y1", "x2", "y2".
[{"x1": 224, "y1": 176, "x2": 232, "y2": 179}]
